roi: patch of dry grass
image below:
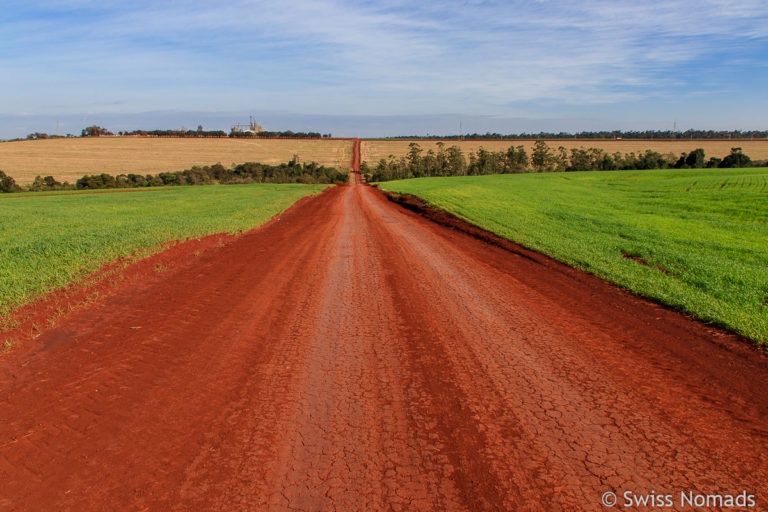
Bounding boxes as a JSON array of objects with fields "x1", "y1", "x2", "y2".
[
  {"x1": 0, "y1": 137, "x2": 354, "y2": 184},
  {"x1": 361, "y1": 139, "x2": 768, "y2": 166}
]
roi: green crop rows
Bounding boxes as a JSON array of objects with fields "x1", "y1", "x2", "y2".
[
  {"x1": 380, "y1": 168, "x2": 768, "y2": 345},
  {"x1": 0, "y1": 184, "x2": 328, "y2": 317}
]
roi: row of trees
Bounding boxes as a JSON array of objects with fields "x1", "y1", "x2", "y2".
[
  {"x1": 29, "y1": 175, "x2": 69, "y2": 191},
  {"x1": 229, "y1": 130, "x2": 330, "y2": 139},
  {"x1": 25, "y1": 132, "x2": 68, "y2": 140},
  {"x1": 12, "y1": 127, "x2": 768, "y2": 142},
  {"x1": 74, "y1": 158, "x2": 346, "y2": 189},
  {"x1": 120, "y1": 127, "x2": 227, "y2": 137},
  {"x1": 13, "y1": 126, "x2": 332, "y2": 141},
  {"x1": 0, "y1": 158, "x2": 347, "y2": 193},
  {"x1": 85, "y1": 125, "x2": 325, "y2": 139},
  {"x1": 391, "y1": 130, "x2": 768, "y2": 141},
  {"x1": 81, "y1": 125, "x2": 114, "y2": 137},
  {"x1": 365, "y1": 142, "x2": 760, "y2": 182}
]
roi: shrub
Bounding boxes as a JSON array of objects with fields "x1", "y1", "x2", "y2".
[
  {"x1": 719, "y1": 147, "x2": 752, "y2": 168},
  {"x1": 0, "y1": 170, "x2": 21, "y2": 193}
]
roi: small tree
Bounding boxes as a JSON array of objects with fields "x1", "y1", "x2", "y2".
[
  {"x1": 43, "y1": 176, "x2": 61, "y2": 189},
  {"x1": 719, "y1": 147, "x2": 752, "y2": 168},
  {"x1": 406, "y1": 143, "x2": 424, "y2": 177},
  {"x1": 685, "y1": 148, "x2": 706, "y2": 168},
  {"x1": 0, "y1": 170, "x2": 21, "y2": 193},
  {"x1": 446, "y1": 145, "x2": 467, "y2": 176},
  {"x1": 554, "y1": 146, "x2": 568, "y2": 172},
  {"x1": 531, "y1": 140, "x2": 553, "y2": 172},
  {"x1": 637, "y1": 150, "x2": 670, "y2": 170},
  {"x1": 568, "y1": 148, "x2": 592, "y2": 171},
  {"x1": 81, "y1": 125, "x2": 113, "y2": 137},
  {"x1": 505, "y1": 145, "x2": 528, "y2": 172},
  {"x1": 30, "y1": 175, "x2": 46, "y2": 191},
  {"x1": 674, "y1": 152, "x2": 689, "y2": 169}
]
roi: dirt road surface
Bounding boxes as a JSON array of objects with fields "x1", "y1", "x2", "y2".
[
  {"x1": 351, "y1": 138, "x2": 363, "y2": 184},
  {"x1": 1, "y1": 183, "x2": 767, "y2": 511}
]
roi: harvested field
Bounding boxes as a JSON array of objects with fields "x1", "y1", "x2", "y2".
[
  {"x1": 1, "y1": 183, "x2": 767, "y2": 510},
  {"x1": 361, "y1": 139, "x2": 768, "y2": 165},
  {"x1": 0, "y1": 137, "x2": 354, "y2": 184}
]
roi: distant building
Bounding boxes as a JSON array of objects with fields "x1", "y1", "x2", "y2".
[{"x1": 231, "y1": 116, "x2": 263, "y2": 134}]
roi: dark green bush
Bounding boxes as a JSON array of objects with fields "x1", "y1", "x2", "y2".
[
  {"x1": 719, "y1": 147, "x2": 752, "y2": 168},
  {"x1": 0, "y1": 170, "x2": 22, "y2": 193}
]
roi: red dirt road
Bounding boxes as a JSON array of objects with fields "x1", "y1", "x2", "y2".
[
  {"x1": 351, "y1": 138, "x2": 363, "y2": 184},
  {"x1": 1, "y1": 184, "x2": 767, "y2": 511}
]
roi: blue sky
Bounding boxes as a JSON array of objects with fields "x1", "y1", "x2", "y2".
[{"x1": 1, "y1": 0, "x2": 767, "y2": 137}]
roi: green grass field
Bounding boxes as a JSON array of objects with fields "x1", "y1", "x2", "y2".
[
  {"x1": 0, "y1": 184, "x2": 328, "y2": 317},
  {"x1": 380, "y1": 169, "x2": 768, "y2": 345}
]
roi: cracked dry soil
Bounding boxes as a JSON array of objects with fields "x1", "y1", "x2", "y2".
[{"x1": 1, "y1": 183, "x2": 767, "y2": 511}]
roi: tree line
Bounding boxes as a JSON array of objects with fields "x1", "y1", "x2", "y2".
[
  {"x1": 389, "y1": 129, "x2": 768, "y2": 141},
  {"x1": 0, "y1": 158, "x2": 347, "y2": 193},
  {"x1": 119, "y1": 128, "x2": 227, "y2": 138},
  {"x1": 25, "y1": 133, "x2": 69, "y2": 140},
  {"x1": 10, "y1": 126, "x2": 333, "y2": 141},
  {"x1": 229, "y1": 130, "x2": 331, "y2": 139},
  {"x1": 365, "y1": 141, "x2": 762, "y2": 182},
  {"x1": 11, "y1": 127, "x2": 766, "y2": 142}
]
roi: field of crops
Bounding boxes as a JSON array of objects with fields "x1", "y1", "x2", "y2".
[
  {"x1": 0, "y1": 184, "x2": 328, "y2": 317},
  {"x1": 362, "y1": 139, "x2": 768, "y2": 166},
  {"x1": 0, "y1": 138, "x2": 354, "y2": 184},
  {"x1": 380, "y1": 168, "x2": 768, "y2": 345}
]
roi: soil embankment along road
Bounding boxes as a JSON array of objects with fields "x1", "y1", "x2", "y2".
[{"x1": 1, "y1": 183, "x2": 767, "y2": 510}]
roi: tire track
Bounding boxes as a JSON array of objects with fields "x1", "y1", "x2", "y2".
[{"x1": 0, "y1": 183, "x2": 766, "y2": 510}]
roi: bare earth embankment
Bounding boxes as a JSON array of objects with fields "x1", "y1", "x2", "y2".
[
  {"x1": 0, "y1": 137, "x2": 354, "y2": 184},
  {"x1": 361, "y1": 139, "x2": 768, "y2": 165},
  {"x1": 1, "y1": 183, "x2": 766, "y2": 510}
]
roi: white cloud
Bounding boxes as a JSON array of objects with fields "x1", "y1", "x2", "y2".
[{"x1": 0, "y1": 0, "x2": 766, "y2": 126}]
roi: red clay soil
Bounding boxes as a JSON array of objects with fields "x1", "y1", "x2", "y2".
[
  {"x1": 352, "y1": 138, "x2": 361, "y2": 171},
  {"x1": 0, "y1": 230, "x2": 247, "y2": 351},
  {"x1": 350, "y1": 138, "x2": 363, "y2": 184},
  {"x1": 1, "y1": 184, "x2": 767, "y2": 511}
]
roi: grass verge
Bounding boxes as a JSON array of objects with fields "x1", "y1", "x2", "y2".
[
  {"x1": 0, "y1": 183, "x2": 328, "y2": 317},
  {"x1": 379, "y1": 169, "x2": 768, "y2": 345}
]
